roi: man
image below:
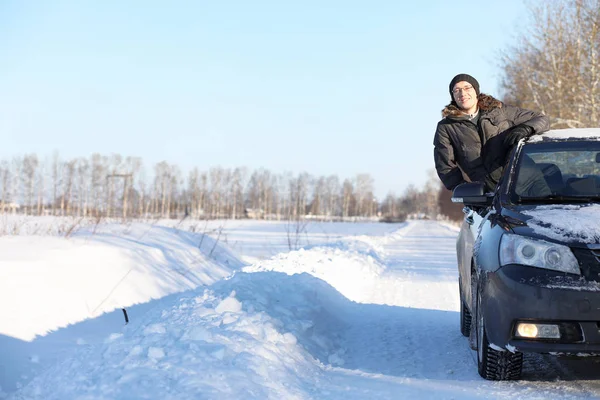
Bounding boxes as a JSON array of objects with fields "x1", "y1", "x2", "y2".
[
  {"x1": 514, "y1": 154, "x2": 552, "y2": 198},
  {"x1": 433, "y1": 73, "x2": 550, "y2": 192}
]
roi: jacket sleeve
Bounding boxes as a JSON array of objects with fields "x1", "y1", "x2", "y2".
[
  {"x1": 433, "y1": 123, "x2": 465, "y2": 191},
  {"x1": 503, "y1": 104, "x2": 550, "y2": 134}
]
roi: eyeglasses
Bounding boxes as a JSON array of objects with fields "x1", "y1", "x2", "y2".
[{"x1": 452, "y1": 85, "x2": 474, "y2": 95}]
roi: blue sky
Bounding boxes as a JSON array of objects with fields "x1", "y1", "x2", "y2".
[{"x1": 1, "y1": 0, "x2": 528, "y2": 198}]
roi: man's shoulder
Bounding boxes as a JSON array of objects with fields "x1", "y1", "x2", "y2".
[
  {"x1": 441, "y1": 103, "x2": 463, "y2": 119},
  {"x1": 436, "y1": 118, "x2": 454, "y2": 132},
  {"x1": 479, "y1": 94, "x2": 504, "y2": 113},
  {"x1": 437, "y1": 113, "x2": 466, "y2": 127},
  {"x1": 437, "y1": 117, "x2": 455, "y2": 126}
]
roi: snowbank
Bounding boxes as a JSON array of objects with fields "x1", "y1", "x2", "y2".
[
  {"x1": 0, "y1": 223, "x2": 241, "y2": 342},
  {"x1": 10, "y1": 271, "x2": 352, "y2": 400}
]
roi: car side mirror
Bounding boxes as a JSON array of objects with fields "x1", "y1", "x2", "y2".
[{"x1": 451, "y1": 182, "x2": 493, "y2": 207}]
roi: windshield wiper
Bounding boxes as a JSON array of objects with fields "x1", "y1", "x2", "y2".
[{"x1": 518, "y1": 195, "x2": 600, "y2": 203}]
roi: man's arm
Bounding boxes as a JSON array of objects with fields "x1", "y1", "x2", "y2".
[
  {"x1": 504, "y1": 104, "x2": 550, "y2": 134},
  {"x1": 433, "y1": 124, "x2": 465, "y2": 190}
]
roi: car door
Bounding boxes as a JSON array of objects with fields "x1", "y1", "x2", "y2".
[{"x1": 457, "y1": 207, "x2": 485, "y2": 310}]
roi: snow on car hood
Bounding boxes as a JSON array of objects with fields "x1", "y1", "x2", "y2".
[
  {"x1": 528, "y1": 128, "x2": 600, "y2": 142},
  {"x1": 521, "y1": 204, "x2": 600, "y2": 244}
]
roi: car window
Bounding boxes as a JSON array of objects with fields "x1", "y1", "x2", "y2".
[
  {"x1": 513, "y1": 143, "x2": 600, "y2": 200},
  {"x1": 514, "y1": 154, "x2": 552, "y2": 197}
]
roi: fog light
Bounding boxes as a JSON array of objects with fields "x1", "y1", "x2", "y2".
[
  {"x1": 517, "y1": 323, "x2": 537, "y2": 338},
  {"x1": 516, "y1": 322, "x2": 560, "y2": 339}
]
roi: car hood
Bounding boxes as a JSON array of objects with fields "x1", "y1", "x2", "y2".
[{"x1": 501, "y1": 203, "x2": 600, "y2": 247}]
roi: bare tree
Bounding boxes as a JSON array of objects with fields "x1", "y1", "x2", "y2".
[
  {"x1": 22, "y1": 154, "x2": 38, "y2": 214},
  {"x1": 209, "y1": 167, "x2": 224, "y2": 219},
  {"x1": 188, "y1": 168, "x2": 200, "y2": 218},
  {"x1": 76, "y1": 158, "x2": 90, "y2": 217},
  {"x1": 153, "y1": 161, "x2": 171, "y2": 218},
  {"x1": 11, "y1": 157, "x2": 22, "y2": 215},
  {"x1": 199, "y1": 171, "x2": 208, "y2": 219},
  {"x1": 288, "y1": 173, "x2": 311, "y2": 218},
  {"x1": 285, "y1": 172, "x2": 311, "y2": 250},
  {"x1": 325, "y1": 175, "x2": 340, "y2": 220},
  {"x1": 0, "y1": 161, "x2": 10, "y2": 214},
  {"x1": 381, "y1": 192, "x2": 397, "y2": 219},
  {"x1": 423, "y1": 169, "x2": 441, "y2": 218},
  {"x1": 169, "y1": 167, "x2": 182, "y2": 218},
  {"x1": 36, "y1": 157, "x2": 48, "y2": 216},
  {"x1": 355, "y1": 173, "x2": 375, "y2": 217},
  {"x1": 63, "y1": 160, "x2": 77, "y2": 216},
  {"x1": 310, "y1": 176, "x2": 326, "y2": 217},
  {"x1": 268, "y1": 173, "x2": 280, "y2": 220},
  {"x1": 400, "y1": 184, "x2": 419, "y2": 217},
  {"x1": 500, "y1": 0, "x2": 600, "y2": 128},
  {"x1": 96, "y1": 154, "x2": 110, "y2": 217},
  {"x1": 246, "y1": 168, "x2": 273, "y2": 219},
  {"x1": 341, "y1": 179, "x2": 355, "y2": 218},
  {"x1": 230, "y1": 167, "x2": 246, "y2": 219},
  {"x1": 261, "y1": 170, "x2": 273, "y2": 218},
  {"x1": 274, "y1": 173, "x2": 292, "y2": 221},
  {"x1": 51, "y1": 151, "x2": 62, "y2": 216},
  {"x1": 122, "y1": 156, "x2": 142, "y2": 219}
]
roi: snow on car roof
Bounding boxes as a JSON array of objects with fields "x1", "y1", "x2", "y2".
[{"x1": 528, "y1": 128, "x2": 600, "y2": 143}]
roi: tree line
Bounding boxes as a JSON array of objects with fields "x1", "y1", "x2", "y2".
[{"x1": 0, "y1": 152, "x2": 445, "y2": 221}]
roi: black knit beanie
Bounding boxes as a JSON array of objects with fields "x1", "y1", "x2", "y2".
[{"x1": 449, "y1": 74, "x2": 480, "y2": 98}]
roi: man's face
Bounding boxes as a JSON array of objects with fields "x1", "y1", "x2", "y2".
[{"x1": 452, "y1": 81, "x2": 477, "y2": 111}]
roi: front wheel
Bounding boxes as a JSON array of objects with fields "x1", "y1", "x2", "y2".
[{"x1": 476, "y1": 291, "x2": 523, "y2": 380}]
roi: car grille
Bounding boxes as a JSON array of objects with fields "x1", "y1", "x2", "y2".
[{"x1": 571, "y1": 248, "x2": 600, "y2": 282}]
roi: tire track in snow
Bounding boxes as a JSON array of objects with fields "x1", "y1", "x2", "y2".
[
  {"x1": 337, "y1": 220, "x2": 474, "y2": 381},
  {"x1": 374, "y1": 220, "x2": 460, "y2": 311}
]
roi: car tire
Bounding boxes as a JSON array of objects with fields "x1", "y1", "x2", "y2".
[
  {"x1": 476, "y1": 291, "x2": 523, "y2": 380},
  {"x1": 460, "y1": 288, "x2": 472, "y2": 337}
]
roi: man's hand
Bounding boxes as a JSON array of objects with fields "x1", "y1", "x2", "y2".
[{"x1": 503, "y1": 124, "x2": 534, "y2": 147}]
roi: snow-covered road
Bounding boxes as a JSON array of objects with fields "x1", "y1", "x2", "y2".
[{"x1": 4, "y1": 219, "x2": 600, "y2": 399}]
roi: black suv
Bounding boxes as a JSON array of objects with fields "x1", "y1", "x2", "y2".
[{"x1": 452, "y1": 128, "x2": 600, "y2": 381}]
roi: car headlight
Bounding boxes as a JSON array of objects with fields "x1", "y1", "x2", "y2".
[{"x1": 499, "y1": 233, "x2": 580, "y2": 274}]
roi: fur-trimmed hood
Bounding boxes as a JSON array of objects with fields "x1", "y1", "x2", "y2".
[{"x1": 441, "y1": 93, "x2": 503, "y2": 118}]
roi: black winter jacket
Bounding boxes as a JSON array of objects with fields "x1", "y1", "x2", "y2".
[{"x1": 433, "y1": 94, "x2": 550, "y2": 191}]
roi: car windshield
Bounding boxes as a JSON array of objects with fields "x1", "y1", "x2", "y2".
[{"x1": 512, "y1": 141, "x2": 600, "y2": 202}]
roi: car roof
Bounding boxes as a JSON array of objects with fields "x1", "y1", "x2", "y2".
[{"x1": 527, "y1": 128, "x2": 600, "y2": 143}]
